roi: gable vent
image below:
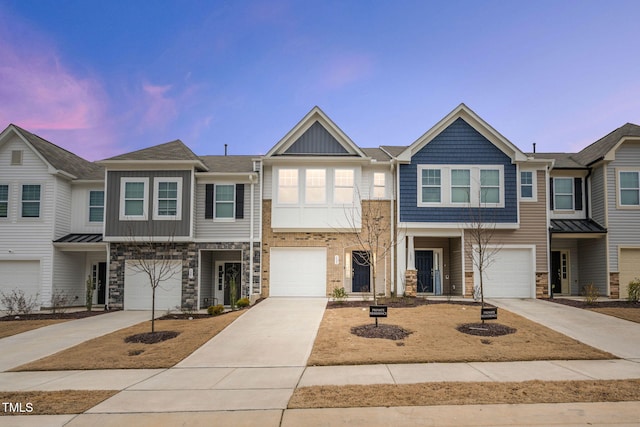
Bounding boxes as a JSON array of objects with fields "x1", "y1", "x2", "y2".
[{"x1": 11, "y1": 150, "x2": 23, "y2": 165}]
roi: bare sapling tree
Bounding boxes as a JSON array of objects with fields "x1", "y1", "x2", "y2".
[{"x1": 126, "y1": 224, "x2": 180, "y2": 333}]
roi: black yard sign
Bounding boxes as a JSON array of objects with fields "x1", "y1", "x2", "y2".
[
  {"x1": 481, "y1": 307, "x2": 498, "y2": 320},
  {"x1": 369, "y1": 305, "x2": 388, "y2": 318}
]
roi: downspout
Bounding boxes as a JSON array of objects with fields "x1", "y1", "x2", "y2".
[
  {"x1": 258, "y1": 160, "x2": 263, "y2": 296},
  {"x1": 249, "y1": 174, "x2": 255, "y2": 299},
  {"x1": 390, "y1": 161, "x2": 396, "y2": 296}
]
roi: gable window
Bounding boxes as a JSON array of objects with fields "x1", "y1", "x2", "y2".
[
  {"x1": 334, "y1": 169, "x2": 354, "y2": 204},
  {"x1": 0, "y1": 184, "x2": 8, "y2": 218},
  {"x1": 421, "y1": 169, "x2": 441, "y2": 203},
  {"x1": 153, "y1": 178, "x2": 182, "y2": 220},
  {"x1": 619, "y1": 171, "x2": 640, "y2": 206},
  {"x1": 120, "y1": 178, "x2": 148, "y2": 220},
  {"x1": 278, "y1": 169, "x2": 298, "y2": 204},
  {"x1": 451, "y1": 169, "x2": 470, "y2": 203},
  {"x1": 480, "y1": 169, "x2": 500, "y2": 204},
  {"x1": 88, "y1": 190, "x2": 104, "y2": 222},
  {"x1": 21, "y1": 184, "x2": 41, "y2": 218},
  {"x1": 553, "y1": 178, "x2": 574, "y2": 210},
  {"x1": 520, "y1": 171, "x2": 533, "y2": 199},
  {"x1": 11, "y1": 150, "x2": 23, "y2": 165},
  {"x1": 215, "y1": 184, "x2": 235, "y2": 219},
  {"x1": 373, "y1": 173, "x2": 385, "y2": 198},
  {"x1": 305, "y1": 169, "x2": 326, "y2": 204}
]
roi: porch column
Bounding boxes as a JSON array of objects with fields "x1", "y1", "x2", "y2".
[{"x1": 407, "y1": 235, "x2": 415, "y2": 270}]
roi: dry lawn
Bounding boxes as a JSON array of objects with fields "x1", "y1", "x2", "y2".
[
  {"x1": 0, "y1": 320, "x2": 67, "y2": 339},
  {"x1": 308, "y1": 304, "x2": 613, "y2": 365},
  {"x1": 11, "y1": 310, "x2": 244, "y2": 371},
  {"x1": 0, "y1": 391, "x2": 117, "y2": 416},
  {"x1": 589, "y1": 307, "x2": 640, "y2": 323},
  {"x1": 289, "y1": 379, "x2": 640, "y2": 409}
]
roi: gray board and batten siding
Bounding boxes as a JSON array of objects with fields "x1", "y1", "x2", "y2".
[
  {"x1": 105, "y1": 170, "x2": 191, "y2": 237},
  {"x1": 282, "y1": 121, "x2": 352, "y2": 155}
]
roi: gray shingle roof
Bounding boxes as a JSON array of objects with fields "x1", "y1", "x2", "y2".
[
  {"x1": 199, "y1": 155, "x2": 256, "y2": 173},
  {"x1": 528, "y1": 152, "x2": 586, "y2": 169},
  {"x1": 361, "y1": 148, "x2": 391, "y2": 161},
  {"x1": 103, "y1": 140, "x2": 202, "y2": 163},
  {"x1": 572, "y1": 123, "x2": 640, "y2": 166},
  {"x1": 12, "y1": 125, "x2": 104, "y2": 180},
  {"x1": 380, "y1": 145, "x2": 408, "y2": 157}
]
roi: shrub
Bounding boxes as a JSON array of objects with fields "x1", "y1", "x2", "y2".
[
  {"x1": 50, "y1": 290, "x2": 71, "y2": 314},
  {"x1": 582, "y1": 283, "x2": 599, "y2": 305},
  {"x1": 331, "y1": 287, "x2": 348, "y2": 303},
  {"x1": 628, "y1": 278, "x2": 640, "y2": 302},
  {"x1": 207, "y1": 304, "x2": 225, "y2": 316},
  {"x1": 86, "y1": 275, "x2": 94, "y2": 312},
  {"x1": 236, "y1": 297, "x2": 250, "y2": 308},
  {"x1": 0, "y1": 289, "x2": 39, "y2": 315}
]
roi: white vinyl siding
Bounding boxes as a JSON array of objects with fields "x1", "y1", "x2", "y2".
[
  {"x1": 120, "y1": 178, "x2": 149, "y2": 220},
  {"x1": 89, "y1": 190, "x2": 104, "y2": 222}
]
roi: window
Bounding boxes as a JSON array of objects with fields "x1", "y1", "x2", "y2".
[
  {"x1": 520, "y1": 171, "x2": 533, "y2": 199},
  {"x1": 619, "y1": 171, "x2": 640, "y2": 206},
  {"x1": 215, "y1": 184, "x2": 235, "y2": 219},
  {"x1": 21, "y1": 184, "x2": 40, "y2": 218},
  {"x1": 480, "y1": 169, "x2": 500, "y2": 204},
  {"x1": 373, "y1": 172, "x2": 385, "y2": 198},
  {"x1": 335, "y1": 169, "x2": 354, "y2": 204},
  {"x1": 153, "y1": 178, "x2": 182, "y2": 220},
  {"x1": 305, "y1": 169, "x2": 326, "y2": 204},
  {"x1": 120, "y1": 178, "x2": 148, "y2": 220},
  {"x1": 278, "y1": 169, "x2": 298, "y2": 204},
  {"x1": 421, "y1": 169, "x2": 441, "y2": 203},
  {"x1": 11, "y1": 150, "x2": 23, "y2": 165},
  {"x1": 554, "y1": 178, "x2": 574, "y2": 210},
  {"x1": 88, "y1": 190, "x2": 104, "y2": 222},
  {"x1": 0, "y1": 184, "x2": 8, "y2": 218},
  {"x1": 451, "y1": 169, "x2": 470, "y2": 203}
]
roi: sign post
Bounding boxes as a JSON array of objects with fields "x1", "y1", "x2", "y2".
[{"x1": 369, "y1": 305, "x2": 388, "y2": 327}]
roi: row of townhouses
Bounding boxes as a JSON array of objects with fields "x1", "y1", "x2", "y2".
[{"x1": 1, "y1": 104, "x2": 639, "y2": 310}]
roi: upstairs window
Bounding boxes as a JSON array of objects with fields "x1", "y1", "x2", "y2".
[
  {"x1": 619, "y1": 171, "x2": 640, "y2": 206},
  {"x1": 88, "y1": 190, "x2": 104, "y2": 222},
  {"x1": 120, "y1": 178, "x2": 148, "y2": 220},
  {"x1": 421, "y1": 169, "x2": 441, "y2": 203},
  {"x1": 278, "y1": 169, "x2": 298, "y2": 204},
  {"x1": 373, "y1": 172, "x2": 386, "y2": 198},
  {"x1": 451, "y1": 169, "x2": 470, "y2": 203},
  {"x1": 215, "y1": 184, "x2": 235, "y2": 219},
  {"x1": 0, "y1": 184, "x2": 8, "y2": 218},
  {"x1": 480, "y1": 169, "x2": 500, "y2": 204},
  {"x1": 154, "y1": 178, "x2": 182, "y2": 220},
  {"x1": 305, "y1": 169, "x2": 326, "y2": 204},
  {"x1": 334, "y1": 169, "x2": 354, "y2": 204},
  {"x1": 553, "y1": 178, "x2": 574, "y2": 210},
  {"x1": 520, "y1": 171, "x2": 533, "y2": 199},
  {"x1": 21, "y1": 184, "x2": 41, "y2": 218}
]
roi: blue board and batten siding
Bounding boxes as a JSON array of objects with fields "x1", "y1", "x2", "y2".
[{"x1": 399, "y1": 118, "x2": 518, "y2": 223}]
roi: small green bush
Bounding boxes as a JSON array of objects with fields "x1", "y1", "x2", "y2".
[
  {"x1": 207, "y1": 304, "x2": 224, "y2": 316},
  {"x1": 331, "y1": 287, "x2": 348, "y2": 303},
  {"x1": 582, "y1": 283, "x2": 599, "y2": 305},
  {"x1": 236, "y1": 297, "x2": 250, "y2": 308},
  {"x1": 628, "y1": 278, "x2": 640, "y2": 302}
]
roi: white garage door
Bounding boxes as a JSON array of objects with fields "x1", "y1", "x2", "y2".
[
  {"x1": 619, "y1": 248, "x2": 640, "y2": 299},
  {"x1": 0, "y1": 261, "x2": 40, "y2": 304},
  {"x1": 124, "y1": 260, "x2": 182, "y2": 310},
  {"x1": 474, "y1": 247, "x2": 534, "y2": 298},
  {"x1": 270, "y1": 247, "x2": 327, "y2": 297}
]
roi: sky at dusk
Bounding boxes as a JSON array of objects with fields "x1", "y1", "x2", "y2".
[{"x1": 1, "y1": 0, "x2": 639, "y2": 161}]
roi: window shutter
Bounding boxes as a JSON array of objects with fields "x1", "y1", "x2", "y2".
[
  {"x1": 205, "y1": 184, "x2": 214, "y2": 219},
  {"x1": 235, "y1": 184, "x2": 244, "y2": 219},
  {"x1": 549, "y1": 178, "x2": 554, "y2": 210},
  {"x1": 574, "y1": 177, "x2": 583, "y2": 211}
]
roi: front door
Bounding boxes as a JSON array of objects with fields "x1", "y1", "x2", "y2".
[
  {"x1": 352, "y1": 251, "x2": 370, "y2": 293},
  {"x1": 551, "y1": 250, "x2": 569, "y2": 295},
  {"x1": 416, "y1": 250, "x2": 434, "y2": 293},
  {"x1": 223, "y1": 262, "x2": 242, "y2": 306},
  {"x1": 92, "y1": 262, "x2": 107, "y2": 305}
]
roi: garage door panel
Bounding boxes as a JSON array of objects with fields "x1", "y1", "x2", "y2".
[
  {"x1": 124, "y1": 260, "x2": 182, "y2": 310},
  {"x1": 620, "y1": 249, "x2": 640, "y2": 299},
  {"x1": 0, "y1": 261, "x2": 40, "y2": 303},
  {"x1": 270, "y1": 248, "x2": 326, "y2": 297},
  {"x1": 474, "y1": 247, "x2": 534, "y2": 298}
]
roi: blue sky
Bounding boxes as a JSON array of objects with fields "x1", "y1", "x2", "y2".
[{"x1": 1, "y1": 0, "x2": 639, "y2": 160}]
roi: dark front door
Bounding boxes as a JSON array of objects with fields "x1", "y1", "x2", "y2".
[
  {"x1": 224, "y1": 262, "x2": 242, "y2": 305},
  {"x1": 551, "y1": 251, "x2": 561, "y2": 294},
  {"x1": 416, "y1": 250, "x2": 433, "y2": 293},
  {"x1": 352, "y1": 251, "x2": 370, "y2": 293},
  {"x1": 97, "y1": 262, "x2": 107, "y2": 304}
]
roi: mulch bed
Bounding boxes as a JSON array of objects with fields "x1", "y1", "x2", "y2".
[
  {"x1": 457, "y1": 322, "x2": 517, "y2": 336},
  {"x1": 351, "y1": 324, "x2": 413, "y2": 340},
  {"x1": 548, "y1": 298, "x2": 640, "y2": 309},
  {"x1": 124, "y1": 330, "x2": 180, "y2": 344},
  {"x1": 0, "y1": 310, "x2": 113, "y2": 321},
  {"x1": 328, "y1": 298, "x2": 492, "y2": 309}
]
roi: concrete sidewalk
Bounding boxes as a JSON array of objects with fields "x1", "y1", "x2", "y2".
[
  {"x1": 0, "y1": 310, "x2": 153, "y2": 372},
  {"x1": 489, "y1": 298, "x2": 640, "y2": 361}
]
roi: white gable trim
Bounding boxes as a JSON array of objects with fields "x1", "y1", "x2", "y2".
[
  {"x1": 397, "y1": 103, "x2": 528, "y2": 163},
  {"x1": 265, "y1": 106, "x2": 368, "y2": 158},
  {"x1": 603, "y1": 136, "x2": 640, "y2": 162}
]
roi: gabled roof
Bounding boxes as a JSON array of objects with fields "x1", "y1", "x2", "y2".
[
  {"x1": 1, "y1": 124, "x2": 104, "y2": 180},
  {"x1": 265, "y1": 106, "x2": 368, "y2": 158},
  {"x1": 397, "y1": 103, "x2": 528, "y2": 163},
  {"x1": 361, "y1": 148, "x2": 391, "y2": 162},
  {"x1": 380, "y1": 145, "x2": 408, "y2": 158},
  {"x1": 528, "y1": 152, "x2": 585, "y2": 169},
  {"x1": 571, "y1": 123, "x2": 640, "y2": 166},
  {"x1": 99, "y1": 139, "x2": 208, "y2": 171},
  {"x1": 199, "y1": 155, "x2": 256, "y2": 173}
]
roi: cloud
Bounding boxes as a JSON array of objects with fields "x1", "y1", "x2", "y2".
[
  {"x1": 138, "y1": 83, "x2": 178, "y2": 130},
  {"x1": 319, "y1": 53, "x2": 374, "y2": 90}
]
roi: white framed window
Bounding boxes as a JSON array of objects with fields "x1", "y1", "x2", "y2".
[
  {"x1": 618, "y1": 170, "x2": 640, "y2": 207},
  {"x1": 88, "y1": 190, "x2": 104, "y2": 222},
  {"x1": 153, "y1": 177, "x2": 182, "y2": 220},
  {"x1": 373, "y1": 172, "x2": 386, "y2": 198},
  {"x1": 278, "y1": 169, "x2": 298, "y2": 204},
  {"x1": 0, "y1": 184, "x2": 8, "y2": 218},
  {"x1": 305, "y1": 169, "x2": 326, "y2": 204},
  {"x1": 214, "y1": 184, "x2": 235, "y2": 219},
  {"x1": 553, "y1": 178, "x2": 574, "y2": 210},
  {"x1": 21, "y1": 184, "x2": 41, "y2": 218},
  {"x1": 120, "y1": 177, "x2": 149, "y2": 220},
  {"x1": 451, "y1": 169, "x2": 471, "y2": 203},
  {"x1": 334, "y1": 169, "x2": 354, "y2": 204},
  {"x1": 480, "y1": 169, "x2": 500, "y2": 204},
  {"x1": 520, "y1": 171, "x2": 536, "y2": 201},
  {"x1": 421, "y1": 168, "x2": 441, "y2": 203}
]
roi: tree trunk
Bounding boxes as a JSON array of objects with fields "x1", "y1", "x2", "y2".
[{"x1": 151, "y1": 287, "x2": 156, "y2": 333}]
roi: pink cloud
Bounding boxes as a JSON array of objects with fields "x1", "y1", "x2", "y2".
[
  {"x1": 320, "y1": 53, "x2": 374, "y2": 90},
  {"x1": 138, "y1": 83, "x2": 178, "y2": 130}
]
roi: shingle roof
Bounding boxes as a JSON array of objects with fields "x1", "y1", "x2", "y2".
[
  {"x1": 103, "y1": 140, "x2": 202, "y2": 163},
  {"x1": 528, "y1": 152, "x2": 586, "y2": 169},
  {"x1": 572, "y1": 123, "x2": 640, "y2": 166},
  {"x1": 12, "y1": 125, "x2": 104, "y2": 180},
  {"x1": 380, "y1": 145, "x2": 408, "y2": 158},
  {"x1": 361, "y1": 148, "x2": 391, "y2": 161},
  {"x1": 199, "y1": 155, "x2": 256, "y2": 173},
  {"x1": 550, "y1": 219, "x2": 606, "y2": 234}
]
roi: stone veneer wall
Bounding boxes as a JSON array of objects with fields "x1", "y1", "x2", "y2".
[
  {"x1": 536, "y1": 272, "x2": 549, "y2": 298},
  {"x1": 609, "y1": 272, "x2": 620, "y2": 299},
  {"x1": 261, "y1": 199, "x2": 392, "y2": 297},
  {"x1": 109, "y1": 241, "x2": 260, "y2": 309}
]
